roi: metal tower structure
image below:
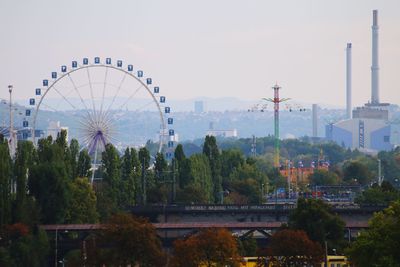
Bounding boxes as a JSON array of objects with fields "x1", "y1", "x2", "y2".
[
  {"x1": 264, "y1": 84, "x2": 290, "y2": 168},
  {"x1": 251, "y1": 135, "x2": 257, "y2": 157}
]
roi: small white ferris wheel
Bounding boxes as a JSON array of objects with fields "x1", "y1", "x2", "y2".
[{"x1": 24, "y1": 57, "x2": 175, "y2": 182}]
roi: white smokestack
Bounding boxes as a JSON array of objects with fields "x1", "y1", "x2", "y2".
[
  {"x1": 371, "y1": 9, "x2": 379, "y2": 104},
  {"x1": 346, "y1": 43, "x2": 352, "y2": 119}
]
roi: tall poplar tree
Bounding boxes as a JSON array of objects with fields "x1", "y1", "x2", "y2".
[
  {"x1": 13, "y1": 140, "x2": 35, "y2": 223},
  {"x1": 77, "y1": 149, "x2": 92, "y2": 178},
  {"x1": 174, "y1": 144, "x2": 187, "y2": 188},
  {"x1": 203, "y1": 135, "x2": 222, "y2": 203},
  {"x1": 97, "y1": 143, "x2": 121, "y2": 220},
  {"x1": 29, "y1": 137, "x2": 71, "y2": 223},
  {"x1": 0, "y1": 137, "x2": 12, "y2": 227},
  {"x1": 120, "y1": 147, "x2": 137, "y2": 207},
  {"x1": 69, "y1": 138, "x2": 80, "y2": 178}
]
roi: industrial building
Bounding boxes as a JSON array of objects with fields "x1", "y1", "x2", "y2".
[
  {"x1": 326, "y1": 10, "x2": 393, "y2": 152},
  {"x1": 206, "y1": 122, "x2": 238, "y2": 138}
]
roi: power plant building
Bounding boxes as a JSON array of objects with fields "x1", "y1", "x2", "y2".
[
  {"x1": 326, "y1": 117, "x2": 391, "y2": 152},
  {"x1": 326, "y1": 10, "x2": 393, "y2": 152}
]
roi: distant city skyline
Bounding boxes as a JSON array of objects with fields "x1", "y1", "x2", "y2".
[{"x1": 1, "y1": 0, "x2": 399, "y2": 109}]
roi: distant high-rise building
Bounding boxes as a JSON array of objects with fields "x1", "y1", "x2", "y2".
[
  {"x1": 194, "y1": 101, "x2": 204, "y2": 113},
  {"x1": 312, "y1": 104, "x2": 318, "y2": 138}
]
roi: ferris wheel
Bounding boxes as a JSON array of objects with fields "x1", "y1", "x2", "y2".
[{"x1": 25, "y1": 57, "x2": 175, "y2": 180}]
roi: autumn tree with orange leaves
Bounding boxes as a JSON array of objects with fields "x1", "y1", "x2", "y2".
[
  {"x1": 261, "y1": 229, "x2": 324, "y2": 267},
  {"x1": 171, "y1": 228, "x2": 242, "y2": 267},
  {"x1": 84, "y1": 213, "x2": 166, "y2": 267}
]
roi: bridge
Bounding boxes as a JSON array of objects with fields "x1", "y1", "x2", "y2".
[
  {"x1": 40, "y1": 203, "x2": 379, "y2": 240},
  {"x1": 41, "y1": 221, "x2": 369, "y2": 232},
  {"x1": 129, "y1": 203, "x2": 385, "y2": 226},
  {"x1": 40, "y1": 220, "x2": 368, "y2": 257},
  {"x1": 40, "y1": 204, "x2": 376, "y2": 265}
]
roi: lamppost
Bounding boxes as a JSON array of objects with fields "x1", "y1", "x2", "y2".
[
  {"x1": 219, "y1": 190, "x2": 229, "y2": 204},
  {"x1": 261, "y1": 183, "x2": 264, "y2": 204},
  {"x1": 287, "y1": 160, "x2": 291, "y2": 199},
  {"x1": 378, "y1": 159, "x2": 382, "y2": 186},
  {"x1": 7, "y1": 85, "x2": 16, "y2": 158},
  {"x1": 55, "y1": 228, "x2": 68, "y2": 267},
  {"x1": 55, "y1": 227, "x2": 58, "y2": 267}
]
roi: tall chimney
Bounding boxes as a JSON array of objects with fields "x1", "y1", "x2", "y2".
[
  {"x1": 346, "y1": 43, "x2": 352, "y2": 119},
  {"x1": 371, "y1": 9, "x2": 379, "y2": 104}
]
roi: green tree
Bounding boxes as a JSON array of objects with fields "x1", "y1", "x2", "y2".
[
  {"x1": 138, "y1": 147, "x2": 150, "y2": 170},
  {"x1": 203, "y1": 135, "x2": 222, "y2": 203},
  {"x1": 0, "y1": 137, "x2": 12, "y2": 227},
  {"x1": 119, "y1": 147, "x2": 137, "y2": 207},
  {"x1": 178, "y1": 158, "x2": 191, "y2": 189},
  {"x1": 378, "y1": 148, "x2": 400, "y2": 183},
  {"x1": 343, "y1": 160, "x2": 372, "y2": 185},
  {"x1": 56, "y1": 129, "x2": 73, "y2": 178},
  {"x1": 174, "y1": 144, "x2": 186, "y2": 163},
  {"x1": 0, "y1": 223, "x2": 49, "y2": 267},
  {"x1": 97, "y1": 143, "x2": 121, "y2": 220},
  {"x1": 220, "y1": 149, "x2": 245, "y2": 179},
  {"x1": 13, "y1": 140, "x2": 35, "y2": 224},
  {"x1": 309, "y1": 169, "x2": 340, "y2": 186},
  {"x1": 28, "y1": 135, "x2": 72, "y2": 223},
  {"x1": 137, "y1": 147, "x2": 151, "y2": 205},
  {"x1": 228, "y1": 161, "x2": 265, "y2": 182},
  {"x1": 346, "y1": 200, "x2": 400, "y2": 267},
  {"x1": 174, "y1": 144, "x2": 188, "y2": 189},
  {"x1": 154, "y1": 152, "x2": 168, "y2": 177},
  {"x1": 176, "y1": 184, "x2": 208, "y2": 204},
  {"x1": 69, "y1": 138, "x2": 80, "y2": 178},
  {"x1": 66, "y1": 177, "x2": 99, "y2": 223},
  {"x1": 319, "y1": 143, "x2": 349, "y2": 165},
  {"x1": 355, "y1": 181, "x2": 400, "y2": 205},
  {"x1": 29, "y1": 160, "x2": 71, "y2": 223},
  {"x1": 228, "y1": 178, "x2": 261, "y2": 204},
  {"x1": 77, "y1": 149, "x2": 92, "y2": 178},
  {"x1": 289, "y1": 198, "x2": 346, "y2": 251},
  {"x1": 189, "y1": 154, "x2": 214, "y2": 203},
  {"x1": 130, "y1": 148, "x2": 141, "y2": 203}
]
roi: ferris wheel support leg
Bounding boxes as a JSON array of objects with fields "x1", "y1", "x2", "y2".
[{"x1": 91, "y1": 148, "x2": 98, "y2": 186}]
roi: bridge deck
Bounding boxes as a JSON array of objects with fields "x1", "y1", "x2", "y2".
[{"x1": 40, "y1": 221, "x2": 368, "y2": 232}]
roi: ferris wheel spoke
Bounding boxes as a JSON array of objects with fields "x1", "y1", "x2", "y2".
[
  {"x1": 67, "y1": 73, "x2": 95, "y2": 122},
  {"x1": 117, "y1": 84, "x2": 144, "y2": 110},
  {"x1": 134, "y1": 100, "x2": 156, "y2": 112},
  {"x1": 86, "y1": 68, "x2": 97, "y2": 114},
  {"x1": 99, "y1": 67, "x2": 109, "y2": 115},
  {"x1": 0, "y1": 127, "x2": 8, "y2": 135},
  {"x1": 52, "y1": 85, "x2": 79, "y2": 110},
  {"x1": 106, "y1": 73, "x2": 127, "y2": 113},
  {"x1": 40, "y1": 102, "x2": 60, "y2": 112}
]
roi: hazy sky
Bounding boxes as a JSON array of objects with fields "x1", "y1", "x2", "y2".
[{"x1": 1, "y1": 0, "x2": 399, "y2": 109}]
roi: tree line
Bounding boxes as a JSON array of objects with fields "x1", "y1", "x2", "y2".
[{"x1": 1, "y1": 130, "x2": 400, "y2": 265}]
